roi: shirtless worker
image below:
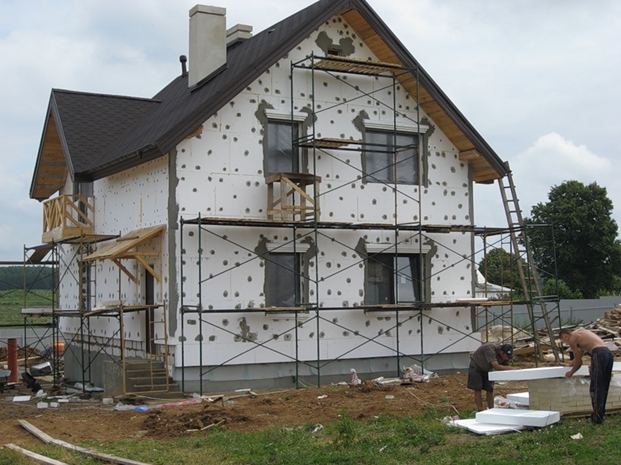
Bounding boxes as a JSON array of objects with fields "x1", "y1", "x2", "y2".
[
  {"x1": 559, "y1": 328, "x2": 614, "y2": 424},
  {"x1": 467, "y1": 343, "x2": 517, "y2": 411}
]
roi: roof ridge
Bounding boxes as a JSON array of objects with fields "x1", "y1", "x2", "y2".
[{"x1": 52, "y1": 88, "x2": 160, "y2": 103}]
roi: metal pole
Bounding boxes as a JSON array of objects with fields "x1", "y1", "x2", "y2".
[
  {"x1": 180, "y1": 217, "x2": 185, "y2": 392},
  {"x1": 198, "y1": 214, "x2": 204, "y2": 396}
]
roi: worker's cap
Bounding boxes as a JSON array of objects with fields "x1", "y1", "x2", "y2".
[{"x1": 501, "y1": 344, "x2": 514, "y2": 359}]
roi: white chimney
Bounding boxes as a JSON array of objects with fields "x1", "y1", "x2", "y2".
[
  {"x1": 226, "y1": 24, "x2": 253, "y2": 45},
  {"x1": 189, "y1": 5, "x2": 226, "y2": 88}
]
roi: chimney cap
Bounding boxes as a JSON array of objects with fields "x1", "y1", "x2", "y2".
[
  {"x1": 189, "y1": 4, "x2": 226, "y2": 17},
  {"x1": 226, "y1": 23, "x2": 253, "y2": 45}
]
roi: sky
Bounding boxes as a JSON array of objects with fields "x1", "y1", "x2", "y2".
[{"x1": 0, "y1": 0, "x2": 619, "y2": 261}]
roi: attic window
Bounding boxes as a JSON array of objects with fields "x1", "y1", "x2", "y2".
[{"x1": 327, "y1": 47, "x2": 343, "y2": 57}]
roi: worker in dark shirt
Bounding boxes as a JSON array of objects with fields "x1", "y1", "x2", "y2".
[{"x1": 467, "y1": 342, "x2": 517, "y2": 411}]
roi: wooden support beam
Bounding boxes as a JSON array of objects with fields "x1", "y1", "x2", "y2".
[
  {"x1": 113, "y1": 258, "x2": 137, "y2": 283},
  {"x1": 4, "y1": 443, "x2": 69, "y2": 465},
  {"x1": 17, "y1": 420, "x2": 153, "y2": 465}
]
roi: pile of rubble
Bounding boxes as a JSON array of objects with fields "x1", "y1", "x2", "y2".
[{"x1": 481, "y1": 304, "x2": 621, "y2": 359}]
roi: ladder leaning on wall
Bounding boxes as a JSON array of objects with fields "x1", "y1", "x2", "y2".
[{"x1": 498, "y1": 162, "x2": 561, "y2": 362}]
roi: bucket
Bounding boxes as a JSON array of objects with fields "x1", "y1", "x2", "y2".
[{"x1": 53, "y1": 341, "x2": 65, "y2": 357}]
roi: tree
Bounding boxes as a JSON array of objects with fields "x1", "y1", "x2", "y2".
[
  {"x1": 541, "y1": 278, "x2": 583, "y2": 300},
  {"x1": 0, "y1": 266, "x2": 55, "y2": 291},
  {"x1": 525, "y1": 181, "x2": 621, "y2": 298},
  {"x1": 478, "y1": 247, "x2": 524, "y2": 293}
]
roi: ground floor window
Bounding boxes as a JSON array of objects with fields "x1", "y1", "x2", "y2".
[
  {"x1": 366, "y1": 254, "x2": 421, "y2": 304},
  {"x1": 265, "y1": 252, "x2": 302, "y2": 307}
]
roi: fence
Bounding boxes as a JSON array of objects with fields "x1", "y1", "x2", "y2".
[{"x1": 477, "y1": 296, "x2": 621, "y2": 331}]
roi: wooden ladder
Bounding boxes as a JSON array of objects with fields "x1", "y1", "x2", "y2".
[{"x1": 498, "y1": 162, "x2": 561, "y2": 362}]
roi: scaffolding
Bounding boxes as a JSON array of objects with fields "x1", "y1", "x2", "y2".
[
  {"x1": 0, "y1": 248, "x2": 57, "y2": 386},
  {"x1": 18, "y1": 200, "x2": 171, "y2": 395},
  {"x1": 176, "y1": 54, "x2": 560, "y2": 394},
  {"x1": 12, "y1": 55, "x2": 561, "y2": 396}
]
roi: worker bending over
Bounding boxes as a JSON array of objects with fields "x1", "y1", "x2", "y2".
[{"x1": 467, "y1": 342, "x2": 517, "y2": 411}]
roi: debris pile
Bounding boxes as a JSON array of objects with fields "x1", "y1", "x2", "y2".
[
  {"x1": 585, "y1": 304, "x2": 621, "y2": 345},
  {"x1": 480, "y1": 304, "x2": 621, "y2": 360}
]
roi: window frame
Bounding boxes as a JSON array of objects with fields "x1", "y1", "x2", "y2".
[
  {"x1": 266, "y1": 120, "x2": 299, "y2": 175},
  {"x1": 364, "y1": 242, "x2": 430, "y2": 306},
  {"x1": 365, "y1": 253, "x2": 423, "y2": 305},
  {"x1": 264, "y1": 241, "x2": 309, "y2": 308},
  {"x1": 363, "y1": 130, "x2": 419, "y2": 185},
  {"x1": 264, "y1": 110, "x2": 307, "y2": 176}
]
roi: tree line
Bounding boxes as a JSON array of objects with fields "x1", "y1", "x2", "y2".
[
  {"x1": 478, "y1": 180, "x2": 621, "y2": 300},
  {"x1": 0, "y1": 266, "x2": 55, "y2": 290}
]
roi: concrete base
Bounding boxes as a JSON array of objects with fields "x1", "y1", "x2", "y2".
[
  {"x1": 63, "y1": 346, "x2": 116, "y2": 391},
  {"x1": 528, "y1": 375, "x2": 621, "y2": 414},
  {"x1": 172, "y1": 352, "x2": 471, "y2": 393},
  {"x1": 66, "y1": 347, "x2": 472, "y2": 395},
  {"x1": 103, "y1": 360, "x2": 124, "y2": 397}
]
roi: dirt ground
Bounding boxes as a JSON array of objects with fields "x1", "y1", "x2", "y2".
[{"x1": 0, "y1": 367, "x2": 532, "y2": 448}]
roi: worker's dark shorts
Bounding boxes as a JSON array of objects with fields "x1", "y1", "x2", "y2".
[{"x1": 467, "y1": 363, "x2": 494, "y2": 392}]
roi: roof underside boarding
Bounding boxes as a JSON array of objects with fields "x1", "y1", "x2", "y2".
[
  {"x1": 30, "y1": 0, "x2": 507, "y2": 201},
  {"x1": 30, "y1": 90, "x2": 160, "y2": 200}
]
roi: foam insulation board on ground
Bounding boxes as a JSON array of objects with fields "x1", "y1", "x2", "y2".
[
  {"x1": 476, "y1": 408, "x2": 560, "y2": 427},
  {"x1": 451, "y1": 418, "x2": 525, "y2": 435}
]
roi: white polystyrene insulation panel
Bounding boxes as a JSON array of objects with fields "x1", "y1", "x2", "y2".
[
  {"x1": 451, "y1": 418, "x2": 524, "y2": 435},
  {"x1": 476, "y1": 408, "x2": 560, "y2": 427}
]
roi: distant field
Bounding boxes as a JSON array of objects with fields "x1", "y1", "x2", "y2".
[{"x1": 0, "y1": 289, "x2": 55, "y2": 325}]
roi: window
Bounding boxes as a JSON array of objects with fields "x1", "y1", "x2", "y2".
[
  {"x1": 364, "y1": 131, "x2": 418, "y2": 184},
  {"x1": 366, "y1": 254, "x2": 421, "y2": 304},
  {"x1": 75, "y1": 181, "x2": 93, "y2": 225},
  {"x1": 265, "y1": 252, "x2": 301, "y2": 307},
  {"x1": 267, "y1": 121, "x2": 299, "y2": 175}
]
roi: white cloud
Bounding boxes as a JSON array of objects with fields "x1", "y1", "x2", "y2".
[
  {"x1": 475, "y1": 133, "x2": 620, "y2": 230},
  {"x1": 514, "y1": 132, "x2": 611, "y2": 182},
  {"x1": 1, "y1": 0, "x2": 620, "y2": 261}
]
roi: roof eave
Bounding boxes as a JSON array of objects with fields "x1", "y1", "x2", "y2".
[
  {"x1": 80, "y1": 144, "x2": 163, "y2": 181},
  {"x1": 155, "y1": 0, "x2": 351, "y2": 156},
  {"x1": 29, "y1": 93, "x2": 75, "y2": 200},
  {"x1": 350, "y1": 1, "x2": 508, "y2": 179}
]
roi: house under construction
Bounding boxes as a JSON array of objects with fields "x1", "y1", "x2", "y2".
[{"x1": 24, "y1": 0, "x2": 559, "y2": 395}]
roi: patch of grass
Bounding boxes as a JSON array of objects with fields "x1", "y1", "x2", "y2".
[
  {"x1": 0, "y1": 289, "x2": 55, "y2": 325},
  {"x1": 3, "y1": 413, "x2": 621, "y2": 464},
  {"x1": 331, "y1": 407, "x2": 359, "y2": 447}
]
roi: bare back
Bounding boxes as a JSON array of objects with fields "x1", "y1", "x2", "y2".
[{"x1": 570, "y1": 328, "x2": 606, "y2": 355}]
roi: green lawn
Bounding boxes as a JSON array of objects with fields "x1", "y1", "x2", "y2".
[
  {"x1": 1, "y1": 409, "x2": 620, "y2": 465},
  {"x1": 0, "y1": 289, "x2": 55, "y2": 325}
]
